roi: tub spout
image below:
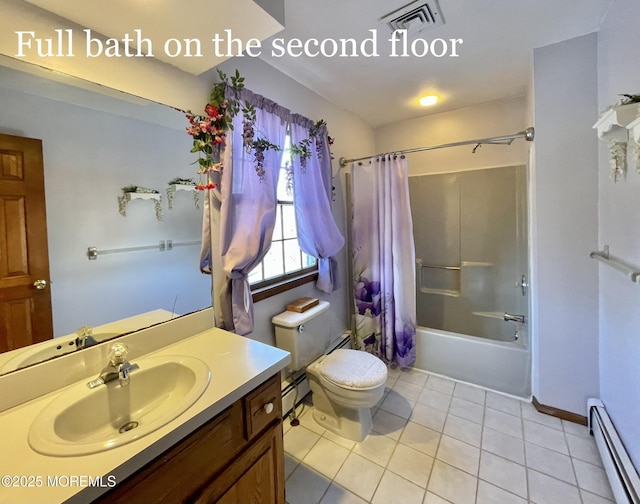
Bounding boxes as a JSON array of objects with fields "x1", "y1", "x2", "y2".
[{"x1": 504, "y1": 313, "x2": 526, "y2": 324}]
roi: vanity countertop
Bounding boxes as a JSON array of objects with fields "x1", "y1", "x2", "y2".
[{"x1": 0, "y1": 328, "x2": 290, "y2": 504}]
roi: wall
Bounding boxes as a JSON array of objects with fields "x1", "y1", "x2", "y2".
[
  {"x1": 596, "y1": 0, "x2": 640, "y2": 467},
  {"x1": 0, "y1": 67, "x2": 212, "y2": 337},
  {"x1": 531, "y1": 34, "x2": 600, "y2": 414},
  {"x1": 211, "y1": 57, "x2": 376, "y2": 347},
  {"x1": 374, "y1": 96, "x2": 528, "y2": 176}
]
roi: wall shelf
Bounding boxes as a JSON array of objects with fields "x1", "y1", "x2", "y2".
[
  {"x1": 118, "y1": 192, "x2": 162, "y2": 220},
  {"x1": 627, "y1": 115, "x2": 640, "y2": 172},
  {"x1": 167, "y1": 184, "x2": 199, "y2": 210},
  {"x1": 593, "y1": 103, "x2": 640, "y2": 140},
  {"x1": 593, "y1": 103, "x2": 640, "y2": 181}
]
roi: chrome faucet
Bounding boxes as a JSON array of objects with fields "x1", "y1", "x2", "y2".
[
  {"x1": 504, "y1": 313, "x2": 526, "y2": 324},
  {"x1": 87, "y1": 343, "x2": 139, "y2": 389},
  {"x1": 75, "y1": 325, "x2": 98, "y2": 349}
]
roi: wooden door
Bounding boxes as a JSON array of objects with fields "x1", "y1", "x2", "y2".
[{"x1": 0, "y1": 133, "x2": 53, "y2": 352}]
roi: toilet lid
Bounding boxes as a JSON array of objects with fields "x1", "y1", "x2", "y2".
[{"x1": 317, "y1": 349, "x2": 387, "y2": 389}]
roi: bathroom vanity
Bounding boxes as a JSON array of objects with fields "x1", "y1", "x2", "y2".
[
  {"x1": 0, "y1": 311, "x2": 290, "y2": 504},
  {"x1": 95, "y1": 373, "x2": 284, "y2": 503}
]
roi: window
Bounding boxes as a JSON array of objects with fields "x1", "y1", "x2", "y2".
[{"x1": 248, "y1": 136, "x2": 317, "y2": 293}]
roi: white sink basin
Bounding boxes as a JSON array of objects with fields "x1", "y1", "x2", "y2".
[{"x1": 28, "y1": 355, "x2": 211, "y2": 456}]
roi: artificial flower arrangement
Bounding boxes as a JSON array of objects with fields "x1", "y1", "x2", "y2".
[
  {"x1": 185, "y1": 70, "x2": 334, "y2": 190},
  {"x1": 185, "y1": 70, "x2": 277, "y2": 190}
]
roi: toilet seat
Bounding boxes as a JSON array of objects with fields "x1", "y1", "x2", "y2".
[{"x1": 316, "y1": 349, "x2": 387, "y2": 390}]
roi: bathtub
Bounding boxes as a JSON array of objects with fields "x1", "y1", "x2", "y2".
[{"x1": 413, "y1": 326, "x2": 531, "y2": 398}]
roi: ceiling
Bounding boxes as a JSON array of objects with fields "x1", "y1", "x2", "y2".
[
  {"x1": 5, "y1": 0, "x2": 614, "y2": 128},
  {"x1": 20, "y1": 0, "x2": 284, "y2": 75},
  {"x1": 258, "y1": 0, "x2": 613, "y2": 127}
]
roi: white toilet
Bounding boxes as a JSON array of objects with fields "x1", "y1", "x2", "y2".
[{"x1": 272, "y1": 301, "x2": 387, "y2": 442}]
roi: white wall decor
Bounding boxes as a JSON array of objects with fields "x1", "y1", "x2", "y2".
[
  {"x1": 118, "y1": 189, "x2": 163, "y2": 221},
  {"x1": 593, "y1": 102, "x2": 640, "y2": 181},
  {"x1": 626, "y1": 116, "x2": 640, "y2": 172},
  {"x1": 167, "y1": 183, "x2": 199, "y2": 210}
]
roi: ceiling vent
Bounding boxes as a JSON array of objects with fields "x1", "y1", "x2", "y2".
[{"x1": 381, "y1": 0, "x2": 445, "y2": 36}]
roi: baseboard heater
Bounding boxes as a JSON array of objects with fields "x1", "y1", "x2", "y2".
[
  {"x1": 588, "y1": 399, "x2": 640, "y2": 504},
  {"x1": 281, "y1": 332, "x2": 352, "y2": 417}
]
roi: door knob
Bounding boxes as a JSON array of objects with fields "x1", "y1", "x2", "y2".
[{"x1": 33, "y1": 279, "x2": 47, "y2": 290}]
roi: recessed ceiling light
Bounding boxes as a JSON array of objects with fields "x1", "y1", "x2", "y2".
[{"x1": 419, "y1": 95, "x2": 439, "y2": 106}]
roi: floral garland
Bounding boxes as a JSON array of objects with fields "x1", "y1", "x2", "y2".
[
  {"x1": 285, "y1": 119, "x2": 335, "y2": 194},
  {"x1": 186, "y1": 70, "x2": 332, "y2": 189}
]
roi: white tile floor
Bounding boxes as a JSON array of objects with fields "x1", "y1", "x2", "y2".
[{"x1": 283, "y1": 367, "x2": 614, "y2": 504}]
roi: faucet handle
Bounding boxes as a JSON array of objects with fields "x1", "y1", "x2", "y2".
[
  {"x1": 76, "y1": 325, "x2": 93, "y2": 337},
  {"x1": 108, "y1": 343, "x2": 129, "y2": 365}
]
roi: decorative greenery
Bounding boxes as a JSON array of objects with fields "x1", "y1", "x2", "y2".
[
  {"x1": 121, "y1": 185, "x2": 159, "y2": 194},
  {"x1": 186, "y1": 69, "x2": 280, "y2": 186},
  {"x1": 168, "y1": 177, "x2": 196, "y2": 186},
  {"x1": 290, "y1": 138, "x2": 312, "y2": 169},
  {"x1": 619, "y1": 94, "x2": 640, "y2": 105},
  {"x1": 284, "y1": 119, "x2": 336, "y2": 194},
  {"x1": 186, "y1": 70, "x2": 334, "y2": 188}
]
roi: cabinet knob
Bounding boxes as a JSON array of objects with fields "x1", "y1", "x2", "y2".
[{"x1": 264, "y1": 402, "x2": 274, "y2": 415}]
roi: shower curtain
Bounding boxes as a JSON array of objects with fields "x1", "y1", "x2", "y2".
[{"x1": 351, "y1": 155, "x2": 416, "y2": 367}]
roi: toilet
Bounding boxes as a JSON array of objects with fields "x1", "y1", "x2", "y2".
[{"x1": 272, "y1": 301, "x2": 387, "y2": 442}]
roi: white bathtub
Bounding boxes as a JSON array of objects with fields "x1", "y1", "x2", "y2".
[{"x1": 413, "y1": 326, "x2": 531, "y2": 398}]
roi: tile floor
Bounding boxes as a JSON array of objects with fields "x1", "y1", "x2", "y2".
[{"x1": 283, "y1": 367, "x2": 614, "y2": 504}]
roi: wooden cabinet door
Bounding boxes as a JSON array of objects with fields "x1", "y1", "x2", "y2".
[
  {"x1": 196, "y1": 422, "x2": 285, "y2": 504},
  {"x1": 0, "y1": 133, "x2": 53, "y2": 351}
]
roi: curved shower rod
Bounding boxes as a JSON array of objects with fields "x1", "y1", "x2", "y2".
[{"x1": 338, "y1": 127, "x2": 535, "y2": 168}]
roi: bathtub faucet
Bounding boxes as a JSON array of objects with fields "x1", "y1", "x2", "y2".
[{"x1": 504, "y1": 313, "x2": 526, "y2": 324}]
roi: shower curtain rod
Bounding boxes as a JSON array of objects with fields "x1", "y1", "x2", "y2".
[{"x1": 338, "y1": 127, "x2": 535, "y2": 168}]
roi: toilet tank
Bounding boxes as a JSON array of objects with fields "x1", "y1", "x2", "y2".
[{"x1": 272, "y1": 301, "x2": 331, "y2": 372}]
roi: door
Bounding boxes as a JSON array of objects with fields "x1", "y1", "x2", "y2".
[{"x1": 0, "y1": 133, "x2": 53, "y2": 352}]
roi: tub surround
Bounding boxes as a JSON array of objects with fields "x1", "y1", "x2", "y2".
[
  {"x1": 0, "y1": 313, "x2": 291, "y2": 504},
  {"x1": 414, "y1": 326, "x2": 531, "y2": 398}
]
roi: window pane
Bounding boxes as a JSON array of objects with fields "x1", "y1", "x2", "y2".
[
  {"x1": 302, "y1": 252, "x2": 317, "y2": 268},
  {"x1": 263, "y1": 241, "x2": 284, "y2": 280},
  {"x1": 283, "y1": 239, "x2": 302, "y2": 273},
  {"x1": 272, "y1": 205, "x2": 283, "y2": 241},
  {"x1": 248, "y1": 265, "x2": 263, "y2": 284},
  {"x1": 282, "y1": 205, "x2": 296, "y2": 239}
]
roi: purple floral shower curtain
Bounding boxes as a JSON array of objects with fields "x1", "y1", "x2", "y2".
[
  {"x1": 351, "y1": 155, "x2": 416, "y2": 367},
  {"x1": 290, "y1": 114, "x2": 345, "y2": 293}
]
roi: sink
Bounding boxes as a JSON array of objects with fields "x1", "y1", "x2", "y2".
[
  {"x1": 0, "y1": 333, "x2": 122, "y2": 373},
  {"x1": 28, "y1": 355, "x2": 211, "y2": 456}
]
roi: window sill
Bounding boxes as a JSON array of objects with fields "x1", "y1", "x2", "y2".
[{"x1": 252, "y1": 271, "x2": 318, "y2": 303}]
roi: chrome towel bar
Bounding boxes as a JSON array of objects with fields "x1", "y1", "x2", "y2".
[
  {"x1": 590, "y1": 245, "x2": 640, "y2": 283},
  {"x1": 87, "y1": 240, "x2": 200, "y2": 260}
]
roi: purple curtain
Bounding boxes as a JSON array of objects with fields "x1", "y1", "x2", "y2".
[
  {"x1": 290, "y1": 114, "x2": 345, "y2": 293},
  {"x1": 200, "y1": 89, "x2": 289, "y2": 335}
]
